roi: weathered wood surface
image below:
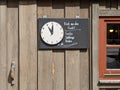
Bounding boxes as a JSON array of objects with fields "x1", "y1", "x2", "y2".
[
  {"x1": 7, "y1": 0, "x2": 18, "y2": 90},
  {"x1": 99, "y1": 0, "x2": 119, "y2": 10},
  {"x1": 92, "y1": 1, "x2": 99, "y2": 90},
  {"x1": 19, "y1": 1, "x2": 37, "y2": 90},
  {"x1": 79, "y1": 0, "x2": 89, "y2": 90},
  {"x1": 52, "y1": 0, "x2": 65, "y2": 90},
  {"x1": 99, "y1": 10, "x2": 120, "y2": 16},
  {"x1": 111, "y1": 0, "x2": 118, "y2": 10},
  {"x1": 65, "y1": 0, "x2": 89, "y2": 90},
  {"x1": 65, "y1": 1, "x2": 80, "y2": 90},
  {"x1": 99, "y1": 86, "x2": 119, "y2": 90},
  {"x1": 38, "y1": 0, "x2": 64, "y2": 90},
  {"x1": 2, "y1": 0, "x2": 120, "y2": 90},
  {"x1": 38, "y1": 1, "x2": 53, "y2": 90},
  {"x1": 99, "y1": 0, "x2": 105, "y2": 10},
  {"x1": 106, "y1": 0, "x2": 111, "y2": 10},
  {"x1": 0, "y1": 1, "x2": 7, "y2": 90},
  {"x1": 118, "y1": 0, "x2": 120, "y2": 10}
]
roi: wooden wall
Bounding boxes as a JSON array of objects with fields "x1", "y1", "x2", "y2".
[
  {"x1": 0, "y1": 0, "x2": 90, "y2": 90},
  {"x1": 0, "y1": 0, "x2": 120, "y2": 90},
  {"x1": 99, "y1": 0, "x2": 120, "y2": 10}
]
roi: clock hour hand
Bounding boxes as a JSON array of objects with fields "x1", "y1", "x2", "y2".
[{"x1": 48, "y1": 25, "x2": 53, "y2": 35}]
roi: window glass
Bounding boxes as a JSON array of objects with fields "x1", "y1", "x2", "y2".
[
  {"x1": 107, "y1": 48, "x2": 120, "y2": 69},
  {"x1": 107, "y1": 24, "x2": 120, "y2": 45}
]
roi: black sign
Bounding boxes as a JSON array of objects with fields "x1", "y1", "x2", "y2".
[{"x1": 38, "y1": 18, "x2": 90, "y2": 49}]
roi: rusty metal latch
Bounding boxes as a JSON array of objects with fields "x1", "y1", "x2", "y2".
[{"x1": 10, "y1": 61, "x2": 16, "y2": 86}]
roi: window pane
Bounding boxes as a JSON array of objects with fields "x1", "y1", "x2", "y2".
[
  {"x1": 107, "y1": 24, "x2": 120, "y2": 45},
  {"x1": 107, "y1": 48, "x2": 120, "y2": 69}
]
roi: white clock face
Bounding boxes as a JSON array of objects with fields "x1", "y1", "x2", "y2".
[{"x1": 41, "y1": 21, "x2": 64, "y2": 45}]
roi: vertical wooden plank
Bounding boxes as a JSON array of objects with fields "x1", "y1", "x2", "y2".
[
  {"x1": 65, "y1": 50, "x2": 80, "y2": 90},
  {"x1": 111, "y1": 0, "x2": 118, "y2": 10},
  {"x1": 80, "y1": 0, "x2": 89, "y2": 90},
  {"x1": 38, "y1": 51, "x2": 53, "y2": 90},
  {"x1": 65, "y1": 1, "x2": 80, "y2": 90},
  {"x1": 118, "y1": 0, "x2": 120, "y2": 10},
  {"x1": 0, "y1": 1, "x2": 7, "y2": 90},
  {"x1": 92, "y1": 1, "x2": 99, "y2": 90},
  {"x1": 52, "y1": 51, "x2": 64, "y2": 90},
  {"x1": 99, "y1": 0, "x2": 106, "y2": 10},
  {"x1": 7, "y1": 0, "x2": 18, "y2": 90},
  {"x1": 52, "y1": 0, "x2": 65, "y2": 90},
  {"x1": 106, "y1": 0, "x2": 111, "y2": 10},
  {"x1": 38, "y1": 1, "x2": 53, "y2": 90},
  {"x1": 19, "y1": 1, "x2": 37, "y2": 90},
  {"x1": 38, "y1": 0, "x2": 65, "y2": 90}
]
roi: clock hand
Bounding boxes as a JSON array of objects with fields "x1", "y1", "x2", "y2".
[
  {"x1": 51, "y1": 24, "x2": 54, "y2": 35},
  {"x1": 48, "y1": 26, "x2": 53, "y2": 35}
]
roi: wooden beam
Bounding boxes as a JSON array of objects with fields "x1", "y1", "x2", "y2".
[
  {"x1": 92, "y1": 1, "x2": 99, "y2": 90},
  {"x1": 99, "y1": 10, "x2": 120, "y2": 16}
]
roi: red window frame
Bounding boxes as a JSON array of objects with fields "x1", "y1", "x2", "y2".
[{"x1": 99, "y1": 17, "x2": 120, "y2": 80}]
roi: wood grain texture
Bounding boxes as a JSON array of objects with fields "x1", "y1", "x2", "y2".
[
  {"x1": 99, "y1": 0, "x2": 106, "y2": 10},
  {"x1": 99, "y1": 89, "x2": 106, "y2": 90},
  {"x1": 0, "y1": 1, "x2": 7, "y2": 90},
  {"x1": 80, "y1": 1, "x2": 89, "y2": 90},
  {"x1": 65, "y1": 1, "x2": 81, "y2": 90},
  {"x1": 19, "y1": 1, "x2": 37, "y2": 90},
  {"x1": 38, "y1": 1, "x2": 53, "y2": 90},
  {"x1": 118, "y1": 0, "x2": 120, "y2": 9},
  {"x1": 38, "y1": 50, "x2": 53, "y2": 90},
  {"x1": 7, "y1": 0, "x2": 18, "y2": 90},
  {"x1": 99, "y1": 10, "x2": 120, "y2": 16},
  {"x1": 106, "y1": 0, "x2": 111, "y2": 10},
  {"x1": 38, "y1": 0, "x2": 64, "y2": 90},
  {"x1": 52, "y1": 0, "x2": 65, "y2": 90},
  {"x1": 110, "y1": 0, "x2": 118, "y2": 10},
  {"x1": 92, "y1": 2, "x2": 99, "y2": 90},
  {"x1": 99, "y1": 85, "x2": 120, "y2": 88}
]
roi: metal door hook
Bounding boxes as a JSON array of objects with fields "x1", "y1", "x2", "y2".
[{"x1": 10, "y1": 61, "x2": 16, "y2": 86}]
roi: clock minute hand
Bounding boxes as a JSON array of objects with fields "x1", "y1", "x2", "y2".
[{"x1": 48, "y1": 26, "x2": 53, "y2": 35}]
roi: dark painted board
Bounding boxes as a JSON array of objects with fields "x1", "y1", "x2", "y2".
[{"x1": 38, "y1": 18, "x2": 90, "y2": 49}]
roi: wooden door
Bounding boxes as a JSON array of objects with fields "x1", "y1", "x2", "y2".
[{"x1": 0, "y1": 0, "x2": 90, "y2": 90}]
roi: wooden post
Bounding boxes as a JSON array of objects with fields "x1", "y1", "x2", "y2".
[{"x1": 92, "y1": 1, "x2": 99, "y2": 90}]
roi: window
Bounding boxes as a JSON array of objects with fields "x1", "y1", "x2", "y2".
[{"x1": 99, "y1": 17, "x2": 120, "y2": 80}]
